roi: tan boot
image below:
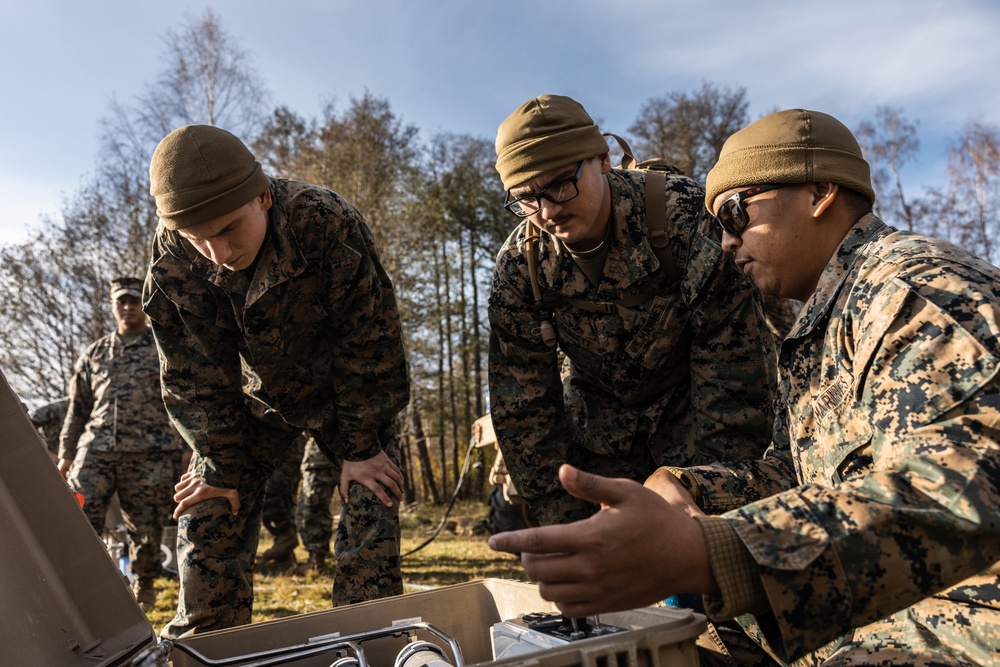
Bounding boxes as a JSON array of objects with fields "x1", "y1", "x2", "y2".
[
  {"x1": 293, "y1": 552, "x2": 329, "y2": 576},
  {"x1": 133, "y1": 578, "x2": 157, "y2": 613},
  {"x1": 258, "y1": 527, "x2": 299, "y2": 573}
]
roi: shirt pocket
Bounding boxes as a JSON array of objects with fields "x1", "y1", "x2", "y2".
[
  {"x1": 132, "y1": 356, "x2": 166, "y2": 405},
  {"x1": 276, "y1": 284, "x2": 329, "y2": 360},
  {"x1": 615, "y1": 294, "x2": 691, "y2": 401},
  {"x1": 804, "y1": 372, "x2": 876, "y2": 486},
  {"x1": 554, "y1": 310, "x2": 605, "y2": 378},
  {"x1": 733, "y1": 490, "x2": 831, "y2": 571},
  {"x1": 145, "y1": 264, "x2": 232, "y2": 358},
  {"x1": 824, "y1": 405, "x2": 875, "y2": 485}
]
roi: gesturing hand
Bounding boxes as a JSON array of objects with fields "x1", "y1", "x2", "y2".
[{"x1": 488, "y1": 464, "x2": 714, "y2": 617}]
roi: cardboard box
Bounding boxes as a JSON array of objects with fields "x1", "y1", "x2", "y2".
[{"x1": 0, "y1": 369, "x2": 703, "y2": 667}]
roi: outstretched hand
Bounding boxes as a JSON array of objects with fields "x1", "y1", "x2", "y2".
[
  {"x1": 340, "y1": 449, "x2": 404, "y2": 507},
  {"x1": 488, "y1": 464, "x2": 715, "y2": 617},
  {"x1": 172, "y1": 470, "x2": 240, "y2": 519}
]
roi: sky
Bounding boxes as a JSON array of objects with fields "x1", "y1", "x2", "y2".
[{"x1": 2, "y1": 0, "x2": 999, "y2": 246}]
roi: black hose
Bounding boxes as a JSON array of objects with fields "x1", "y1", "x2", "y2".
[{"x1": 401, "y1": 438, "x2": 478, "y2": 558}]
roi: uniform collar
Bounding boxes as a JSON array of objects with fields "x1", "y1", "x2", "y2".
[
  {"x1": 600, "y1": 171, "x2": 661, "y2": 289},
  {"x1": 241, "y1": 185, "x2": 308, "y2": 307},
  {"x1": 542, "y1": 170, "x2": 660, "y2": 297},
  {"x1": 158, "y1": 181, "x2": 308, "y2": 306},
  {"x1": 788, "y1": 213, "x2": 889, "y2": 338}
]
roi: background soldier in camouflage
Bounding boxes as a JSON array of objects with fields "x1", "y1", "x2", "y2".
[
  {"x1": 143, "y1": 125, "x2": 408, "y2": 638},
  {"x1": 258, "y1": 432, "x2": 336, "y2": 575},
  {"x1": 58, "y1": 277, "x2": 185, "y2": 612},
  {"x1": 28, "y1": 396, "x2": 68, "y2": 463},
  {"x1": 258, "y1": 432, "x2": 307, "y2": 573},
  {"x1": 491, "y1": 110, "x2": 1000, "y2": 666},
  {"x1": 488, "y1": 95, "x2": 775, "y2": 526},
  {"x1": 296, "y1": 434, "x2": 337, "y2": 573}
]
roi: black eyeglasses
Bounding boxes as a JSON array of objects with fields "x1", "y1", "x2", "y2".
[
  {"x1": 503, "y1": 160, "x2": 586, "y2": 217},
  {"x1": 716, "y1": 184, "x2": 789, "y2": 237}
]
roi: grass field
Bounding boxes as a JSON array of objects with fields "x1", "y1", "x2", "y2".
[{"x1": 145, "y1": 499, "x2": 528, "y2": 631}]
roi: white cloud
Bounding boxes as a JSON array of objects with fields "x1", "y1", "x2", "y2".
[{"x1": 1, "y1": 0, "x2": 998, "y2": 249}]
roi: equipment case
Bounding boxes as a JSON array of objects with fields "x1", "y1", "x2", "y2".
[{"x1": 0, "y1": 369, "x2": 704, "y2": 666}]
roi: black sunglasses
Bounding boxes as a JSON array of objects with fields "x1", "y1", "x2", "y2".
[{"x1": 716, "y1": 184, "x2": 789, "y2": 237}]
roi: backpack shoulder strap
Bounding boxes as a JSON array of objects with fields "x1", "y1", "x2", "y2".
[
  {"x1": 642, "y1": 167, "x2": 681, "y2": 285},
  {"x1": 604, "y1": 132, "x2": 682, "y2": 285},
  {"x1": 523, "y1": 222, "x2": 557, "y2": 347},
  {"x1": 604, "y1": 132, "x2": 640, "y2": 170}
]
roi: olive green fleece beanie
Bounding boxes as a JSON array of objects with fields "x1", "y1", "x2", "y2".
[
  {"x1": 149, "y1": 124, "x2": 270, "y2": 230},
  {"x1": 495, "y1": 94, "x2": 610, "y2": 191},
  {"x1": 705, "y1": 109, "x2": 875, "y2": 213}
]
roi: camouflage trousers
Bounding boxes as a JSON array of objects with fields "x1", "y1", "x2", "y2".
[
  {"x1": 67, "y1": 449, "x2": 182, "y2": 581},
  {"x1": 297, "y1": 436, "x2": 336, "y2": 555},
  {"x1": 161, "y1": 440, "x2": 402, "y2": 639},
  {"x1": 262, "y1": 433, "x2": 338, "y2": 555},
  {"x1": 262, "y1": 433, "x2": 307, "y2": 537}
]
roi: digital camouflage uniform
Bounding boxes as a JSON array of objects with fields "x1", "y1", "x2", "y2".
[
  {"x1": 29, "y1": 396, "x2": 68, "y2": 457},
  {"x1": 488, "y1": 169, "x2": 775, "y2": 525},
  {"x1": 260, "y1": 432, "x2": 336, "y2": 570},
  {"x1": 682, "y1": 215, "x2": 1000, "y2": 665},
  {"x1": 298, "y1": 434, "x2": 337, "y2": 559},
  {"x1": 258, "y1": 432, "x2": 307, "y2": 571},
  {"x1": 59, "y1": 330, "x2": 184, "y2": 582},
  {"x1": 144, "y1": 178, "x2": 408, "y2": 638},
  {"x1": 262, "y1": 434, "x2": 306, "y2": 538},
  {"x1": 761, "y1": 297, "x2": 802, "y2": 343}
]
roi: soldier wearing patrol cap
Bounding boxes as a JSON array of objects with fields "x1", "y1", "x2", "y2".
[
  {"x1": 29, "y1": 396, "x2": 68, "y2": 463},
  {"x1": 491, "y1": 109, "x2": 1000, "y2": 666},
  {"x1": 59, "y1": 276, "x2": 186, "y2": 613},
  {"x1": 144, "y1": 124, "x2": 409, "y2": 637},
  {"x1": 488, "y1": 94, "x2": 775, "y2": 527}
]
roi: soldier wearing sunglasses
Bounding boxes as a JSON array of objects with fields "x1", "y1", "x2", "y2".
[
  {"x1": 487, "y1": 94, "x2": 776, "y2": 528},
  {"x1": 491, "y1": 109, "x2": 1000, "y2": 666}
]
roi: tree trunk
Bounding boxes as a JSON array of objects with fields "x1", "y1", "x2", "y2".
[
  {"x1": 409, "y1": 406, "x2": 441, "y2": 504},
  {"x1": 444, "y1": 239, "x2": 461, "y2": 497},
  {"x1": 468, "y1": 229, "x2": 488, "y2": 499},
  {"x1": 400, "y1": 430, "x2": 416, "y2": 505},
  {"x1": 433, "y1": 246, "x2": 449, "y2": 496}
]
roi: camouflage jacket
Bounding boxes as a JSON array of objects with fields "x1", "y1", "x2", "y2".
[
  {"x1": 683, "y1": 215, "x2": 1000, "y2": 662},
  {"x1": 59, "y1": 330, "x2": 180, "y2": 459},
  {"x1": 488, "y1": 169, "x2": 775, "y2": 525},
  {"x1": 29, "y1": 397, "x2": 68, "y2": 455},
  {"x1": 143, "y1": 179, "x2": 409, "y2": 490}
]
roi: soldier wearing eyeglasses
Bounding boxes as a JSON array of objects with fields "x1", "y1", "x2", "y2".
[
  {"x1": 487, "y1": 94, "x2": 776, "y2": 528},
  {"x1": 491, "y1": 109, "x2": 1000, "y2": 666}
]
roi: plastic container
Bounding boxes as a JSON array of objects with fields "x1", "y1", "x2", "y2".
[{"x1": 167, "y1": 580, "x2": 704, "y2": 667}]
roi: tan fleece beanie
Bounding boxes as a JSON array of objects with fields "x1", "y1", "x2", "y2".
[
  {"x1": 149, "y1": 124, "x2": 270, "y2": 230},
  {"x1": 705, "y1": 109, "x2": 875, "y2": 212},
  {"x1": 495, "y1": 94, "x2": 610, "y2": 190}
]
